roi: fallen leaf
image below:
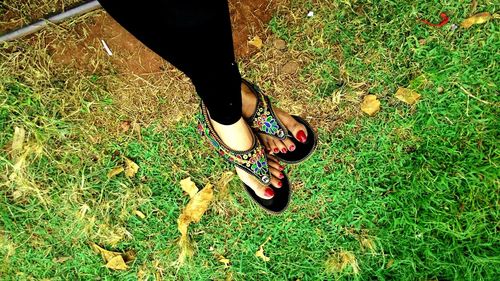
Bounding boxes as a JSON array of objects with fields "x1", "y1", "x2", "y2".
[
  {"x1": 248, "y1": 36, "x2": 263, "y2": 49},
  {"x1": 386, "y1": 258, "x2": 394, "y2": 269},
  {"x1": 90, "y1": 242, "x2": 121, "y2": 262},
  {"x1": 255, "y1": 236, "x2": 271, "y2": 262},
  {"x1": 255, "y1": 246, "x2": 270, "y2": 262},
  {"x1": 107, "y1": 166, "x2": 124, "y2": 179},
  {"x1": 176, "y1": 183, "x2": 214, "y2": 265},
  {"x1": 282, "y1": 61, "x2": 300, "y2": 74},
  {"x1": 123, "y1": 250, "x2": 137, "y2": 263},
  {"x1": 124, "y1": 157, "x2": 139, "y2": 178},
  {"x1": 360, "y1": 95, "x2": 380, "y2": 116},
  {"x1": 120, "y1": 120, "x2": 131, "y2": 132},
  {"x1": 273, "y1": 39, "x2": 287, "y2": 50},
  {"x1": 461, "y1": 12, "x2": 491, "y2": 28},
  {"x1": 395, "y1": 88, "x2": 421, "y2": 105},
  {"x1": 90, "y1": 242, "x2": 135, "y2": 270},
  {"x1": 217, "y1": 254, "x2": 231, "y2": 266},
  {"x1": 134, "y1": 210, "x2": 146, "y2": 219},
  {"x1": 106, "y1": 255, "x2": 128, "y2": 270},
  {"x1": 180, "y1": 177, "x2": 198, "y2": 198}
]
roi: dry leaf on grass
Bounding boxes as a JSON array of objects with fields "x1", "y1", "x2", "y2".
[
  {"x1": 124, "y1": 157, "x2": 139, "y2": 177},
  {"x1": 216, "y1": 254, "x2": 231, "y2": 266},
  {"x1": 248, "y1": 35, "x2": 263, "y2": 49},
  {"x1": 120, "y1": 120, "x2": 131, "y2": 132},
  {"x1": 255, "y1": 236, "x2": 271, "y2": 262},
  {"x1": 180, "y1": 177, "x2": 199, "y2": 198},
  {"x1": 176, "y1": 183, "x2": 214, "y2": 266},
  {"x1": 360, "y1": 95, "x2": 380, "y2": 116},
  {"x1": 105, "y1": 255, "x2": 128, "y2": 270},
  {"x1": 395, "y1": 87, "x2": 421, "y2": 105},
  {"x1": 134, "y1": 210, "x2": 146, "y2": 219},
  {"x1": 107, "y1": 166, "x2": 124, "y2": 179},
  {"x1": 90, "y1": 242, "x2": 135, "y2": 271},
  {"x1": 461, "y1": 12, "x2": 492, "y2": 28}
]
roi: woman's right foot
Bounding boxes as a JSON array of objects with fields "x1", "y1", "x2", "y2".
[{"x1": 210, "y1": 117, "x2": 285, "y2": 199}]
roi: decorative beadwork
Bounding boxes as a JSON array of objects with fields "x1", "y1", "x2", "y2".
[
  {"x1": 197, "y1": 107, "x2": 271, "y2": 185},
  {"x1": 245, "y1": 81, "x2": 288, "y2": 140}
]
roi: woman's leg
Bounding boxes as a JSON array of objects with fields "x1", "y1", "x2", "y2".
[
  {"x1": 98, "y1": 0, "x2": 284, "y2": 197},
  {"x1": 98, "y1": 0, "x2": 241, "y2": 124}
]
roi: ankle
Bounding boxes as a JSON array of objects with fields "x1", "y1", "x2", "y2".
[
  {"x1": 210, "y1": 117, "x2": 253, "y2": 151},
  {"x1": 241, "y1": 83, "x2": 257, "y2": 118}
]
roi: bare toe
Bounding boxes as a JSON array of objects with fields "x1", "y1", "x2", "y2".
[
  {"x1": 274, "y1": 107, "x2": 308, "y2": 143},
  {"x1": 273, "y1": 138, "x2": 288, "y2": 154},
  {"x1": 235, "y1": 167, "x2": 275, "y2": 199}
]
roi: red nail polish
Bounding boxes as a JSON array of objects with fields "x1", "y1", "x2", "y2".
[
  {"x1": 296, "y1": 130, "x2": 307, "y2": 143},
  {"x1": 279, "y1": 165, "x2": 285, "y2": 171},
  {"x1": 264, "y1": 187, "x2": 274, "y2": 197},
  {"x1": 277, "y1": 181, "x2": 282, "y2": 187},
  {"x1": 281, "y1": 148, "x2": 287, "y2": 153},
  {"x1": 289, "y1": 145, "x2": 296, "y2": 151},
  {"x1": 279, "y1": 173, "x2": 284, "y2": 179},
  {"x1": 274, "y1": 148, "x2": 279, "y2": 153}
]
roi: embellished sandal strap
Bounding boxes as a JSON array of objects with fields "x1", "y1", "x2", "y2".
[
  {"x1": 197, "y1": 102, "x2": 271, "y2": 185},
  {"x1": 243, "y1": 79, "x2": 288, "y2": 140}
]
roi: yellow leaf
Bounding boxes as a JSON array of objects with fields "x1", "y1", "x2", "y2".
[
  {"x1": 395, "y1": 87, "x2": 421, "y2": 105},
  {"x1": 134, "y1": 210, "x2": 146, "y2": 219},
  {"x1": 180, "y1": 177, "x2": 199, "y2": 198},
  {"x1": 248, "y1": 36, "x2": 263, "y2": 49},
  {"x1": 90, "y1": 242, "x2": 121, "y2": 262},
  {"x1": 175, "y1": 183, "x2": 214, "y2": 265},
  {"x1": 255, "y1": 236, "x2": 271, "y2": 262},
  {"x1": 107, "y1": 166, "x2": 124, "y2": 179},
  {"x1": 360, "y1": 95, "x2": 380, "y2": 116},
  {"x1": 461, "y1": 12, "x2": 491, "y2": 28},
  {"x1": 255, "y1": 246, "x2": 270, "y2": 262},
  {"x1": 124, "y1": 157, "x2": 139, "y2": 178},
  {"x1": 105, "y1": 255, "x2": 128, "y2": 270},
  {"x1": 217, "y1": 255, "x2": 231, "y2": 266}
]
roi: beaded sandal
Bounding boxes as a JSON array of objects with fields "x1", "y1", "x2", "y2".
[
  {"x1": 197, "y1": 102, "x2": 291, "y2": 214},
  {"x1": 242, "y1": 79, "x2": 318, "y2": 164}
]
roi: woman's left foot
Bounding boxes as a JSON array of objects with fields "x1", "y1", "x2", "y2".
[{"x1": 241, "y1": 82, "x2": 309, "y2": 154}]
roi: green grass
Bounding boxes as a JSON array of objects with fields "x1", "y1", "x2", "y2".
[{"x1": 1, "y1": 0, "x2": 499, "y2": 280}]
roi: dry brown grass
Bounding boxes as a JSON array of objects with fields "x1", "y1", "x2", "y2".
[{"x1": 1, "y1": 0, "x2": 82, "y2": 33}]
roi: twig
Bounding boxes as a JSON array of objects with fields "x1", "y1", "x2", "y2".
[{"x1": 458, "y1": 85, "x2": 494, "y2": 105}]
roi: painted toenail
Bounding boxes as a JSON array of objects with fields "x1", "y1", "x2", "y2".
[
  {"x1": 281, "y1": 148, "x2": 287, "y2": 153},
  {"x1": 264, "y1": 187, "x2": 274, "y2": 197},
  {"x1": 273, "y1": 148, "x2": 279, "y2": 153},
  {"x1": 279, "y1": 165, "x2": 285, "y2": 171},
  {"x1": 277, "y1": 181, "x2": 282, "y2": 187},
  {"x1": 279, "y1": 173, "x2": 284, "y2": 179},
  {"x1": 296, "y1": 130, "x2": 307, "y2": 143},
  {"x1": 289, "y1": 145, "x2": 296, "y2": 151}
]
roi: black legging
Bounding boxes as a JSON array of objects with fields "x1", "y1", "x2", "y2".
[{"x1": 98, "y1": 0, "x2": 241, "y2": 125}]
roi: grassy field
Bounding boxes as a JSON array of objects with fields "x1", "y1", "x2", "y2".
[{"x1": 1, "y1": 0, "x2": 499, "y2": 280}]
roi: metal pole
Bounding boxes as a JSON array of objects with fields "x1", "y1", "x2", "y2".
[{"x1": 0, "y1": 0, "x2": 102, "y2": 44}]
